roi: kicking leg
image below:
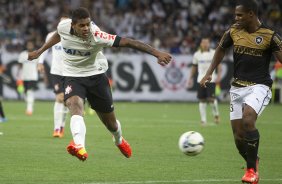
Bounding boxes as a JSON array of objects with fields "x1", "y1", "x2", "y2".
[{"x1": 96, "y1": 111, "x2": 132, "y2": 158}]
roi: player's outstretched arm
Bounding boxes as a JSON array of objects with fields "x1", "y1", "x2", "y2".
[
  {"x1": 200, "y1": 46, "x2": 225, "y2": 88},
  {"x1": 28, "y1": 32, "x2": 61, "y2": 60},
  {"x1": 118, "y1": 38, "x2": 172, "y2": 66}
]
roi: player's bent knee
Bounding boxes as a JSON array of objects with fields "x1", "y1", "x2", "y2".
[
  {"x1": 233, "y1": 131, "x2": 245, "y2": 141},
  {"x1": 56, "y1": 93, "x2": 64, "y2": 103},
  {"x1": 66, "y1": 96, "x2": 84, "y2": 115}
]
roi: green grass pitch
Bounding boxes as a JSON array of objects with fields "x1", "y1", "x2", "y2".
[{"x1": 0, "y1": 101, "x2": 281, "y2": 184}]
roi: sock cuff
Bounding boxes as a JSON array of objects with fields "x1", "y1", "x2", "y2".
[
  {"x1": 245, "y1": 129, "x2": 260, "y2": 141},
  {"x1": 111, "y1": 119, "x2": 121, "y2": 133},
  {"x1": 199, "y1": 102, "x2": 207, "y2": 105},
  {"x1": 71, "y1": 115, "x2": 83, "y2": 119}
]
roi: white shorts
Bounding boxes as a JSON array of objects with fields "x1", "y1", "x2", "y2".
[{"x1": 229, "y1": 84, "x2": 272, "y2": 120}]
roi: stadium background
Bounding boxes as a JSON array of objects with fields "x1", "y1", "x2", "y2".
[
  {"x1": 0, "y1": 0, "x2": 281, "y2": 101},
  {"x1": 1, "y1": 1, "x2": 282, "y2": 184}
]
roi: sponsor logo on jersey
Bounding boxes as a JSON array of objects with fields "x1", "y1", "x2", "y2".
[
  {"x1": 63, "y1": 48, "x2": 91, "y2": 56},
  {"x1": 94, "y1": 30, "x2": 116, "y2": 40},
  {"x1": 234, "y1": 45, "x2": 263, "y2": 57},
  {"x1": 230, "y1": 92, "x2": 240, "y2": 101},
  {"x1": 54, "y1": 45, "x2": 62, "y2": 50}
]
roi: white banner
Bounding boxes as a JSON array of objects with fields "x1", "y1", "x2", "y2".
[
  {"x1": 107, "y1": 54, "x2": 197, "y2": 101},
  {"x1": 1, "y1": 51, "x2": 231, "y2": 101}
]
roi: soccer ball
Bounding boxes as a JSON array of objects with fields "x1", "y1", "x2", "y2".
[{"x1": 178, "y1": 131, "x2": 204, "y2": 156}]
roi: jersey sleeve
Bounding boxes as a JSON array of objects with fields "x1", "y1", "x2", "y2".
[
  {"x1": 38, "y1": 33, "x2": 53, "y2": 64},
  {"x1": 38, "y1": 48, "x2": 49, "y2": 64},
  {"x1": 271, "y1": 32, "x2": 282, "y2": 52},
  {"x1": 57, "y1": 18, "x2": 71, "y2": 36},
  {"x1": 18, "y1": 51, "x2": 28, "y2": 63},
  {"x1": 91, "y1": 22, "x2": 118, "y2": 47},
  {"x1": 218, "y1": 29, "x2": 233, "y2": 49},
  {"x1": 192, "y1": 52, "x2": 198, "y2": 65},
  {"x1": 57, "y1": 21, "x2": 63, "y2": 35}
]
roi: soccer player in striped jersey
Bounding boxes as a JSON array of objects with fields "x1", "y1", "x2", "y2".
[{"x1": 28, "y1": 7, "x2": 171, "y2": 161}]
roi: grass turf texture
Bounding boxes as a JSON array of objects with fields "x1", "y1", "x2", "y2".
[{"x1": 0, "y1": 101, "x2": 281, "y2": 184}]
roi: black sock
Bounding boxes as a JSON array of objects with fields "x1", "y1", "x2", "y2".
[
  {"x1": 245, "y1": 129, "x2": 260, "y2": 171},
  {"x1": 235, "y1": 139, "x2": 247, "y2": 162},
  {"x1": 0, "y1": 101, "x2": 5, "y2": 118}
]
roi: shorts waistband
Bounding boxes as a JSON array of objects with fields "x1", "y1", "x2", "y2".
[{"x1": 231, "y1": 79, "x2": 256, "y2": 87}]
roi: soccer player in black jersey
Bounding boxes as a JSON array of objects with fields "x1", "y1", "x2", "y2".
[{"x1": 200, "y1": 0, "x2": 282, "y2": 183}]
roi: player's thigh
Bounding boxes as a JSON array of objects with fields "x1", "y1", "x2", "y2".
[
  {"x1": 197, "y1": 85, "x2": 208, "y2": 99},
  {"x1": 87, "y1": 74, "x2": 114, "y2": 113},
  {"x1": 51, "y1": 74, "x2": 65, "y2": 94},
  {"x1": 63, "y1": 77, "x2": 87, "y2": 101},
  {"x1": 230, "y1": 101, "x2": 244, "y2": 120},
  {"x1": 197, "y1": 83, "x2": 215, "y2": 99},
  {"x1": 242, "y1": 104, "x2": 258, "y2": 130},
  {"x1": 230, "y1": 86, "x2": 245, "y2": 120},
  {"x1": 206, "y1": 83, "x2": 216, "y2": 98},
  {"x1": 23, "y1": 81, "x2": 37, "y2": 92},
  {"x1": 244, "y1": 84, "x2": 272, "y2": 116},
  {"x1": 65, "y1": 95, "x2": 84, "y2": 116}
]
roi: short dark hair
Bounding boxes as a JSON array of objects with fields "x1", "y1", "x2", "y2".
[
  {"x1": 236, "y1": 0, "x2": 258, "y2": 15},
  {"x1": 71, "y1": 7, "x2": 90, "y2": 23},
  {"x1": 201, "y1": 35, "x2": 210, "y2": 40}
]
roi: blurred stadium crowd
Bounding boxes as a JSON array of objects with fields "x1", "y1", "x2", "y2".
[{"x1": 0, "y1": 0, "x2": 281, "y2": 54}]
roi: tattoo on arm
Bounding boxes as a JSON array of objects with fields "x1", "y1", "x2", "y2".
[{"x1": 127, "y1": 39, "x2": 157, "y2": 56}]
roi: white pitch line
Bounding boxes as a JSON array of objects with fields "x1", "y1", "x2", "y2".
[{"x1": 83, "y1": 178, "x2": 282, "y2": 184}]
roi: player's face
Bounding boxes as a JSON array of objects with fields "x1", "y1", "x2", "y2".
[
  {"x1": 72, "y1": 18, "x2": 91, "y2": 38},
  {"x1": 234, "y1": 5, "x2": 252, "y2": 29},
  {"x1": 26, "y1": 41, "x2": 35, "y2": 51},
  {"x1": 200, "y1": 39, "x2": 210, "y2": 51}
]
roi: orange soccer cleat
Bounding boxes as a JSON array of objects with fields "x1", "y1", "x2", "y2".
[
  {"x1": 214, "y1": 115, "x2": 220, "y2": 124},
  {"x1": 242, "y1": 168, "x2": 259, "y2": 184},
  {"x1": 59, "y1": 127, "x2": 64, "y2": 138},
  {"x1": 67, "y1": 141, "x2": 88, "y2": 161},
  {"x1": 53, "y1": 129, "x2": 61, "y2": 138},
  {"x1": 25, "y1": 110, "x2": 33, "y2": 116},
  {"x1": 116, "y1": 137, "x2": 132, "y2": 158}
]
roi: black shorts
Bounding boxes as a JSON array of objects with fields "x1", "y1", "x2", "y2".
[
  {"x1": 63, "y1": 73, "x2": 114, "y2": 113},
  {"x1": 51, "y1": 74, "x2": 64, "y2": 94},
  {"x1": 197, "y1": 82, "x2": 216, "y2": 99},
  {"x1": 23, "y1": 81, "x2": 37, "y2": 93}
]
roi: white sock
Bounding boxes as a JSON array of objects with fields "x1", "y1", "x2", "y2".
[
  {"x1": 112, "y1": 120, "x2": 122, "y2": 145},
  {"x1": 61, "y1": 106, "x2": 68, "y2": 128},
  {"x1": 211, "y1": 99, "x2": 219, "y2": 117},
  {"x1": 26, "y1": 90, "x2": 34, "y2": 112},
  {"x1": 70, "y1": 115, "x2": 86, "y2": 147},
  {"x1": 199, "y1": 102, "x2": 207, "y2": 123},
  {"x1": 54, "y1": 102, "x2": 64, "y2": 130}
]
